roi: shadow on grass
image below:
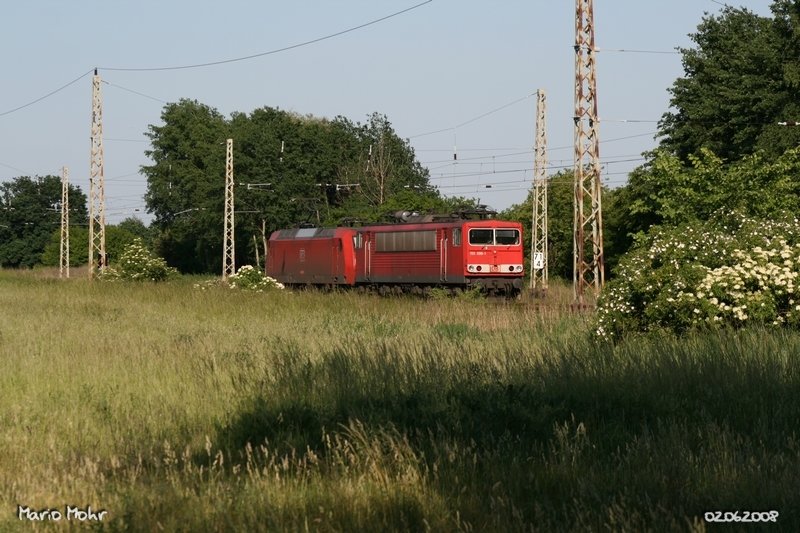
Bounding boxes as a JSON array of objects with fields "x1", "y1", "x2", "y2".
[
  {"x1": 218, "y1": 328, "x2": 800, "y2": 452},
  {"x1": 206, "y1": 328, "x2": 800, "y2": 530}
]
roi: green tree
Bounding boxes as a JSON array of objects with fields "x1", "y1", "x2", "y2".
[
  {"x1": 117, "y1": 217, "x2": 154, "y2": 249},
  {"x1": 338, "y1": 113, "x2": 430, "y2": 209},
  {"x1": 659, "y1": 3, "x2": 800, "y2": 161},
  {"x1": 607, "y1": 147, "x2": 800, "y2": 265},
  {"x1": 41, "y1": 224, "x2": 140, "y2": 268},
  {"x1": 142, "y1": 99, "x2": 229, "y2": 273},
  {"x1": 0, "y1": 175, "x2": 87, "y2": 268}
]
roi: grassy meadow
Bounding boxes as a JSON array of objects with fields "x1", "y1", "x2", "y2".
[{"x1": 1, "y1": 270, "x2": 799, "y2": 531}]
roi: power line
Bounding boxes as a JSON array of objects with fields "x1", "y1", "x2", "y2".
[
  {"x1": 596, "y1": 47, "x2": 680, "y2": 55},
  {"x1": 427, "y1": 157, "x2": 648, "y2": 181},
  {"x1": 421, "y1": 150, "x2": 532, "y2": 165},
  {"x1": 102, "y1": 80, "x2": 168, "y2": 104},
  {"x1": 416, "y1": 147, "x2": 532, "y2": 152},
  {"x1": 417, "y1": 131, "x2": 659, "y2": 165},
  {"x1": 2, "y1": 4, "x2": 433, "y2": 118},
  {"x1": 600, "y1": 118, "x2": 659, "y2": 123},
  {"x1": 421, "y1": 152, "x2": 645, "y2": 167},
  {"x1": 409, "y1": 92, "x2": 536, "y2": 139},
  {"x1": 0, "y1": 69, "x2": 94, "y2": 118},
  {"x1": 106, "y1": 171, "x2": 144, "y2": 180},
  {"x1": 106, "y1": 137, "x2": 149, "y2": 143},
  {"x1": 99, "y1": 1, "x2": 433, "y2": 72},
  {"x1": 548, "y1": 131, "x2": 659, "y2": 152},
  {"x1": 418, "y1": 133, "x2": 659, "y2": 167},
  {"x1": 0, "y1": 161, "x2": 34, "y2": 175}
]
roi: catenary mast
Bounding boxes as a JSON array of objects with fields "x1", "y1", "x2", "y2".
[
  {"x1": 573, "y1": 0, "x2": 605, "y2": 304},
  {"x1": 88, "y1": 69, "x2": 106, "y2": 278}
]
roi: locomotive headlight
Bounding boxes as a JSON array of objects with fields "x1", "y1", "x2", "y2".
[
  {"x1": 508, "y1": 266, "x2": 514, "y2": 272},
  {"x1": 516, "y1": 265, "x2": 523, "y2": 272},
  {"x1": 476, "y1": 265, "x2": 482, "y2": 272},
  {"x1": 467, "y1": 265, "x2": 475, "y2": 272}
]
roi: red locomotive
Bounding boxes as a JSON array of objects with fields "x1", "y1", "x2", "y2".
[{"x1": 267, "y1": 210, "x2": 524, "y2": 296}]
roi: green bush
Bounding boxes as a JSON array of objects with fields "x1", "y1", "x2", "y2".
[
  {"x1": 101, "y1": 238, "x2": 177, "y2": 282},
  {"x1": 597, "y1": 212, "x2": 800, "y2": 340}
]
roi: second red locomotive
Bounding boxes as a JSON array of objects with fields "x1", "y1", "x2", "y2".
[{"x1": 267, "y1": 211, "x2": 524, "y2": 296}]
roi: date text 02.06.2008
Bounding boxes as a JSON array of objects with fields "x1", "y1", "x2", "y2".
[{"x1": 704, "y1": 511, "x2": 779, "y2": 524}]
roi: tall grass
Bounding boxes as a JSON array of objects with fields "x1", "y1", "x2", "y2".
[{"x1": 0, "y1": 270, "x2": 798, "y2": 531}]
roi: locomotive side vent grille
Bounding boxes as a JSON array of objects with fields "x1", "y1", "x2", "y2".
[{"x1": 376, "y1": 230, "x2": 437, "y2": 252}]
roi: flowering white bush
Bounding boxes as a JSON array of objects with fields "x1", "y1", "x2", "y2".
[
  {"x1": 596, "y1": 213, "x2": 800, "y2": 340},
  {"x1": 226, "y1": 265, "x2": 285, "y2": 292},
  {"x1": 697, "y1": 242, "x2": 800, "y2": 328},
  {"x1": 100, "y1": 238, "x2": 177, "y2": 282}
]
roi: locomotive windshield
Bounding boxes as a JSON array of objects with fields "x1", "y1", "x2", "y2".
[
  {"x1": 468, "y1": 228, "x2": 520, "y2": 246},
  {"x1": 495, "y1": 229, "x2": 520, "y2": 245},
  {"x1": 469, "y1": 229, "x2": 494, "y2": 245}
]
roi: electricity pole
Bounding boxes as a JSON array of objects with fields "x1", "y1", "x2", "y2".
[
  {"x1": 531, "y1": 89, "x2": 548, "y2": 293},
  {"x1": 88, "y1": 69, "x2": 106, "y2": 279},
  {"x1": 573, "y1": 0, "x2": 605, "y2": 305},
  {"x1": 222, "y1": 138, "x2": 235, "y2": 280},
  {"x1": 60, "y1": 166, "x2": 70, "y2": 279}
]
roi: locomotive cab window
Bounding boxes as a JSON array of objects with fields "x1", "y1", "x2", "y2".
[
  {"x1": 353, "y1": 233, "x2": 363, "y2": 249},
  {"x1": 495, "y1": 229, "x2": 520, "y2": 245},
  {"x1": 453, "y1": 228, "x2": 462, "y2": 246},
  {"x1": 468, "y1": 228, "x2": 520, "y2": 246},
  {"x1": 469, "y1": 229, "x2": 494, "y2": 245}
]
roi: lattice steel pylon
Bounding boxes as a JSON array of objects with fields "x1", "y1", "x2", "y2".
[
  {"x1": 573, "y1": 0, "x2": 605, "y2": 305},
  {"x1": 222, "y1": 138, "x2": 235, "y2": 280},
  {"x1": 60, "y1": 166, "x2": 70, "y2": 279},
  {"x1": 88, "y1": 69, "x2": 106, "y2": 279},
  {"x1": 531, "y1": 90, "x2": 548, "y2": 292}
]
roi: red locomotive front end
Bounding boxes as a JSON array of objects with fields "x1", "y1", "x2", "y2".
[{"x1": 459, "y1": 220, "x2": 524, "y2": 295}]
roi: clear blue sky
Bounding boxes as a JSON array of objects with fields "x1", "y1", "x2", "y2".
[{"x1": 0, "y1": 0, "x2": 772, "y2": 223}]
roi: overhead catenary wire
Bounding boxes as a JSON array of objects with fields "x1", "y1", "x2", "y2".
[
  {"x1": 422, "y1": 152, "x2": 646, "y2": 168},
  {"x1": 99, "y1": 1, "x2": 433, "y2": 72},
  {"x1": 1, "y1": 2, "x2": 432, "y2": 120},
  {"x1": 106, "y1": 138, "x2": 149, "y2": 143},
  {"x1": 409, "y1": 92, "x2": 537, "y2": 139},
  {"x1": 418, "y1": 131, "x2": 660, "y2": 166},
  {"x1": 426, "y1": 154, "x2": 647, "y2": 170},
  {"x1": 0, "y1": 69, "x2": 94, "y2": 118},
  {"x1": 0, "y1": 161, "x2": 35, "y2": 175},
  {"x1": 426, "y1": 157, "x2": 648, "y2": 182},
  {"x1": 593, "y1": 47, "x2": 680, "y2": 55},
  {"x1": 102, "y1": 80, "x2": 168, "y2": 104}
]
